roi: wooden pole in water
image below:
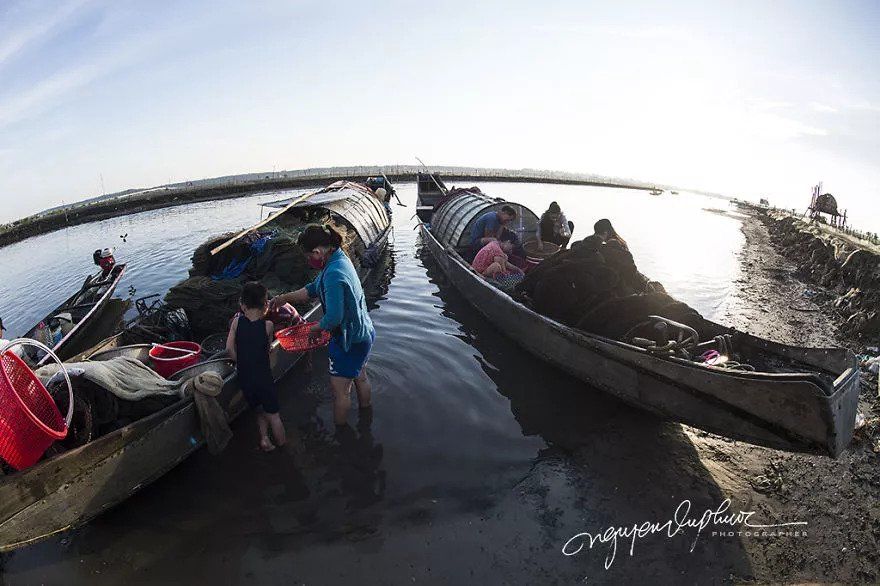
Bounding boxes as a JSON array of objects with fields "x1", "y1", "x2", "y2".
[{"x1": 210, "y1": 189, "x2": 318, "y2": 256}]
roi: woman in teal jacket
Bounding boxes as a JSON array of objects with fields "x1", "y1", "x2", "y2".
[{"x1": 272, "y1": 224, "x2": 375, "y2": 427}]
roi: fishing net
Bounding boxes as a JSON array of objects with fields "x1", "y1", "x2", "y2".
[
  {"x1": 576, "y1": 293, "x2": 702, "y2": 339},
  {"x1": 165, "y1": 212, "x2": 363, "y2": 340},
  {"x1": 515, "y1": 235, "x2": 701, "y2": 337},
  {"x1": 116, "y1": 295, "x2": 192, "y2": 346}
]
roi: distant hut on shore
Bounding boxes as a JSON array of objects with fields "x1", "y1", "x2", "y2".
[{"x1": 806, "y1": 182, "x2": 847, "y2": 228}]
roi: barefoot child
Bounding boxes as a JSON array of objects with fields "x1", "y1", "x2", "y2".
[{"x1": 226, "y1": 281, "x2": 286, "y2": 451}]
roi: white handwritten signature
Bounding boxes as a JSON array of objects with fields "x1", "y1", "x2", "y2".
[{"x1": 562, "y1": 499, "x2": 807, "y2": 569}]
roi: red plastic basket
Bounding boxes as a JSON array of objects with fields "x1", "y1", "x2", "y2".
[
  {"x1": 149, "y1": 341, "x2": 202, "y2": 379},
  {"x1": 275, "y1": 322, "x2": 330, "y2": 352},
  {"x1": 0, "y1": 341, "x2": 72, "y2": 471}
]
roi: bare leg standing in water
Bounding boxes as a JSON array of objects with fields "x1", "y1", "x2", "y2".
[
  {"x1": 354, "y1": 370, "x2": 372, "y2": 410},
  {"x1": 330, "y1": 370, "x2": 372, "y2": 426}
]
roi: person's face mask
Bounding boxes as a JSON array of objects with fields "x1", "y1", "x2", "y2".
[{"x1": 307, "y1": 249, "x2": 326, "y2": 269}]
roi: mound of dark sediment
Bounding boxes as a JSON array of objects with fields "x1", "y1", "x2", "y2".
[{"x1": 764, "y1": 211, "x2": 880, "y2": 339}]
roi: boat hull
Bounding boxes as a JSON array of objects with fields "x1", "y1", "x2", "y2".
[
  {"x1": 0, "y1": 301, "x2": 317, "y2": 553},
  {"x1": 420, "y1": 225, "x2": 860, "y2": 457},
  {"x1": 22, "y1": 264, "x2": 127, "y2": 364},
  {"x1": 0, "y1": 224, "x2": 390, "y2": 552}
]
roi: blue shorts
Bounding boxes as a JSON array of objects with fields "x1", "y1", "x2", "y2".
[{"x1": 328, "y1": 330, "x2": 375, "y2": 379}]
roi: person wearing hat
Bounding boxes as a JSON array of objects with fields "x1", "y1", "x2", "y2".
[{"x1": 536, "y1": 202, "x2": 574, "y2": 251}]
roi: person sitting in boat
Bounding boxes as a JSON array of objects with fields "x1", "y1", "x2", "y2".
[
  {"x1": 270, "y1": 224, "x2": 375, "y2": 430},
  {"x1": 225, "y1": 281, "x2": 286, "y2": 452},
  {"x1": 499, "y1": 227, "x2": 528, "y2": 270},
  {"x1": 375, "y1": 187, "x2": 391, "y2": 215},
  {"x1": 471, "y1": 239, "x2": 525, "y2": 280},
  {"x1": 536, "y1": 202, "x2": 574, "y2": 250},
  {"x1": 468, "y1": 205, "x2": 518, "y2": 260},
  {"x1": 592, "y1": 219, "x2": 627, "y2": 249},
  {"x1": 589, "y1": 219, "x2": 651, "y2": 294}
]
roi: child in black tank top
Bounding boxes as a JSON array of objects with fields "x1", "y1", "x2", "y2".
[{"x1": 226, "y1": 282, "x2": 286, "y2": 452}]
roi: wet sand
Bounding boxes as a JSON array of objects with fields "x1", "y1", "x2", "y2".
[{"x1": 2, "y1": 212, "x2": 877, "y2": 584}]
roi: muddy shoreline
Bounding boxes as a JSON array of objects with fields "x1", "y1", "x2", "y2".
[{"x1": 681, "y1": 208, "x2": 879, "y2": 583}]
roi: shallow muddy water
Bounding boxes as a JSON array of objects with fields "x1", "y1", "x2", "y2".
[{"x1": 0, "y1": 183, "x2": 758, "y2": 583}]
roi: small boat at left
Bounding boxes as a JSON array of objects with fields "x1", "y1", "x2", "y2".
[{"x1": 18, "y1": 249, "x2": 127, "y2": 365}]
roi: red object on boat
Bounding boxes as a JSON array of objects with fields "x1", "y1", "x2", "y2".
[
  {"x1": 267, "y1": 302, "x2": 303, "y2": 328},
  {"x1": 0, "y1": 351, "x2": 68, "y2": 470},
  {"x1": 149, "y1": 341, "x2": 201, "y2": 378},
  {"x1": 275, "y1": 322, "x2": 330, "y2": 352}
]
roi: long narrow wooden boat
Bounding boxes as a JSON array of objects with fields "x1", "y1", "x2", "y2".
[
  {"x1": 419, "y1": 188, "x2": 860, "y2": 457},
  {"x1": 416, "y1": 171, "x2": 448, "y2": 222},
  {"x1": 0, "y1": 181, "x2": 391, "y2": 552},
  {"x1": 18, "y1": 261, "x2": 127, "y2": 364}
]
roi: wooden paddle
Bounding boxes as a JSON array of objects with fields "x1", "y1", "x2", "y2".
[
  {"x1": 210, "y1": 189, "x2": 318, "y2": 256},
  {"x1": 380, "y1": 172, "x2": 406, "y2": 207}
]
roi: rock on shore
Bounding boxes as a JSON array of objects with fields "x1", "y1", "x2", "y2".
[{"x1": 763, "y1": 211, "x2": 880, "y2": 341}]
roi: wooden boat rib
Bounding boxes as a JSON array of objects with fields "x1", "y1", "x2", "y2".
[
  {"x1": 0, "y1": 182, "x2": 391, "y2": 552},
  {"x1": 19, "y1": 263, "x2": 127, "y2": 364},
  {"x1": 418, "y1": 182, "x2": 859, "y2": 458}
]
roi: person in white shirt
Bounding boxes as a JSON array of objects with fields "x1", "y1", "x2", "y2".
[{"x1": 536, "y1": 201, "x2": 574, "y2": 250}]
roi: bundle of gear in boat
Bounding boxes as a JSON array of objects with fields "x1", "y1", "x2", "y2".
[{"x1": 511, "y1": 232, "x2": 761, "y2": 371}]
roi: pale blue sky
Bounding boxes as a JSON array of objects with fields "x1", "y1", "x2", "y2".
[{"x1": 1, "y1": 0, "x2": 878, "y2": 229}]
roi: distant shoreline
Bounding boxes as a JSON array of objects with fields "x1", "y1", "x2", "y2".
[{"x1": 0, "y1": 165, "x2": 707, "y2": 249}]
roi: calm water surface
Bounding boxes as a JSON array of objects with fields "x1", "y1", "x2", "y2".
[
  {"x1": 0, "y1": 183, "x2": 752, "y2": 583},
  {"x1": 0, "y1": 183, "x2": 740, "y2": 336}
]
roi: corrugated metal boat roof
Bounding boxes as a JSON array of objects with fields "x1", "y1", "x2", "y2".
[
  {"x1": 430, "y1": 189, "x2": 540, "y2": 248},
  {"x1": 262, "y1": 181, "x2": 389, "y2": 247}
]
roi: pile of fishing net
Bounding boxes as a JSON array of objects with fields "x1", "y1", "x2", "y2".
[
  {"x1": 515, "y1": 235, "x2": 702, "y2": 337},
  {"x1": 165, "y1": 215, "x2": 362, "y2": 339},
  {"x1": 116, "y1": 294, "x2": 192, "y2": 346}
]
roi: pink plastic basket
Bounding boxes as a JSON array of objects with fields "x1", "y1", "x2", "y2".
[
  {"x1": 0, "y1": 340, "x2": 72, "y2": 470},
  {"x1": 275, "y1": 322, "x2": 330, "y2": 352}
]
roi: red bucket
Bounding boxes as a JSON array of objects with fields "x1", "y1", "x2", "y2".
[
  {"x1": 0, "y1": 340, "x2": 72, "y2": 471},
  {"x1": 149, "y1": 341, "x2": 201, "y2": 379},
  {"x1": 275, "y1": 322, "x2": 330, "y2": 353}
]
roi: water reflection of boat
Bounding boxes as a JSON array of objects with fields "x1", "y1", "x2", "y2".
[
  {"x1": 19, "y1": 257, "x2": 127, "y2": 365},
  {"x1": 0, "y1": 181, "x2": 391, "y2": 553},
  {"x1": 418, "y1": 186, "x2": 859, "y2": 458}
]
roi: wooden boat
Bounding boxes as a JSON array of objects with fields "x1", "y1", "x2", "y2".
[
  {"x1": 650, "y1": 188, "x2": 663, "y2": 196},
  {"x1": 416, "y1": 171, "x2": 449, "y2": 222},
  {"x1": 419, "y1": 189, "x2": 860, "y2": 457},
  {"x1": 0, "y1": 181, "x2": 391, "y2": 552},
  {"x1": 19, "y1": 261, "x2": 127, "y2": 365}
]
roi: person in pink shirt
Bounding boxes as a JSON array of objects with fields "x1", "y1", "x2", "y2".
[{"x1": 471, "y1": 240, "x2": 525, "y2": 279}]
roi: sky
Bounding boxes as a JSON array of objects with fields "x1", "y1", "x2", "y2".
[{"x1": 0, "y1": 0, "x2": 878, "y2": 230}]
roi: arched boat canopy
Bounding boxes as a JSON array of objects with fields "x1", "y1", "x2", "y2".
[
  {"x1": 430, "y1": 189, "x2": 540, "y2": 249},
  {"x1": 262, "y1": 180, "x2": 389, "y2": 247}
]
